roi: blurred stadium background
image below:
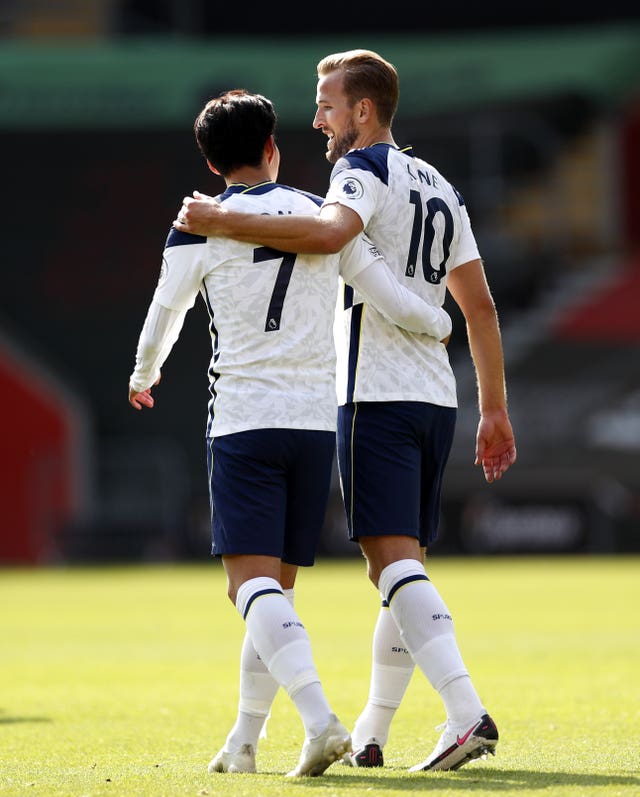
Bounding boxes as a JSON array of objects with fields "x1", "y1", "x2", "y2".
[{"x1": 1, "y1": 2, "x2": 639, "y2": 564}]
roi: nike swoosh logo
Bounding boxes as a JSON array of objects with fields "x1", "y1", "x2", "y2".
[{"x1": 456, "y1": 723, "x2": 477, "y2": 745}]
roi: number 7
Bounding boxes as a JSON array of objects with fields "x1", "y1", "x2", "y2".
[{"x1": 254, "y1": 246, "x2": 297, "y2": 332}]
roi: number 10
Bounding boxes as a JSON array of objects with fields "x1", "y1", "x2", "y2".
[{"x1": 405, "y1": 190, "x2": 454, "y2": 285}]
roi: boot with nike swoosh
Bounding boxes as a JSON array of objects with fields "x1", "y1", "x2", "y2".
[{"x1": 409, "y1": 713, "x2": 498, "y2": 772}]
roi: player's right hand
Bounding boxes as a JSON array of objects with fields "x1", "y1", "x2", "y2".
[
  {"x1": 174, "y1": 190, "x2": 222, "y2": 236},
  {"x1": 129, "y1": 374, "x2": 161, "y2": 410},
  {"x1": 129, "y1": 386, "x2": 154, "y2": 410}
]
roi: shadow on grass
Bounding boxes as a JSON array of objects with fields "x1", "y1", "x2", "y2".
[
  {"x1": 0, "y1": 715, "x2": 52, "y2": 724},
  {"x1": 279, "y1": 768, "x2": 640, "y2": 791}
]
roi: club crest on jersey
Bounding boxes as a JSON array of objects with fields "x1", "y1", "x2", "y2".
[{"x1": 339, "y1": 176, "x2": 364, "y2": 200}]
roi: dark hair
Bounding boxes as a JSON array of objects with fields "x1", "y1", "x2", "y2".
[
  {"x1": 317, "y1": 50, "x2": 398, "y2": 127},
  {"x1": 194, "y1": 89, "x2": 277, "y2": 176}
]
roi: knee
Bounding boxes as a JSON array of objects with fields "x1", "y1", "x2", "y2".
[
  {"x1": 226, "y1": 581, "x2": 239, "y2": 606},
  {"x1": 366, "y1": 560, "x2": 382, "y2": 589}
]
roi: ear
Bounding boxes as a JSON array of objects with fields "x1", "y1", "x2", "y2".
[
  {"x1": 206, "y1": 160, "x2": 221, "y2": 176},
  {"x1": 265, "y1": 135, "x2": 276, "y2": 163},
  {"x1": 358, "y1": 98, "x2": 374, "y2": 123}
]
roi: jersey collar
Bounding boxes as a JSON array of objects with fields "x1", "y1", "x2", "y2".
[{"x1": 221, "y1": 180, "x2": 277, "y2": 199}]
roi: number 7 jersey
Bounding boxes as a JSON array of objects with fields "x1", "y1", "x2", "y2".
[
  {"x1": 325, "y1": 143, "x2": 481, "y2": 407},
  {"x1": 153, "y1": 182, "x2": 374, "y2": 438}
]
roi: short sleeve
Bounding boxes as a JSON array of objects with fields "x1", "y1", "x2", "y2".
[{"x1": 323, "y1": 165, "x2": 380, "y2": 230}]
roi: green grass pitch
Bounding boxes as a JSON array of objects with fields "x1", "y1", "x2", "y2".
[{"x1": 1, "y1": 555, "x2": 639, "y2": 796}]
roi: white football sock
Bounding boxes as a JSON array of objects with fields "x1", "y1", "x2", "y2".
[
  {"x1": 223, "y1": 588, "x2": 295, "y2": 752},
  {"x1": 351, "y1": 597, "x2": 414, "y2": 749},
  {"x1": 236, "y1": 577, "x2": 331, "y2": 738},
  {"x1": 378, "y1": 560, "x2": 483, "y2": 726}
]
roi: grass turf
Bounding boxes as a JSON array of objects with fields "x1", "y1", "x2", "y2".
[{"x1": 1, "y1": 555, "x2": 639, "y2": 796}]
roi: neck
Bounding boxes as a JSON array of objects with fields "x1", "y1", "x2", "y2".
[
  {"x1": 225, "y1": 167, "x2": 273, "y2": 187},
  {"x1": 356, "y1": 126, "x2": 396, "y2": 150}
]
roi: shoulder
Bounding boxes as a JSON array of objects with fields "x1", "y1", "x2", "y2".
[
  {"x1": 332, "y1": 143, "x2": 393, "y2": 184},
  {"x1": 164, "y1": 228, "x2": 207, "y2": 249},
  {"x1": 275, "y1": 184, "x2": 324, "y2": 209},
  {"x1": 225, "y1": 182, "x2": 323, "y2": 212}
]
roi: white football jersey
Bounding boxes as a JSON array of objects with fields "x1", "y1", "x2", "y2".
[
  {"x1": 325, "y1": 144, "x2": 481, "y2": 407},
  {"x1": 153, "y1": 182, "x2": 376, "y2": 437}
]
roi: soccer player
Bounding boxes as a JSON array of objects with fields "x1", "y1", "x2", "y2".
[
  {"x1": 174, "y1": 51, "x2": 517, "y2": 772},
  {"x1": 129, "y1": 89, "x2": 454, "y2": 778}
]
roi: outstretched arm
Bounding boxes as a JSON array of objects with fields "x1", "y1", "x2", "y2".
[
  {"x1": 175, "y1": 191, "x2": 360, "y2": 254},
  {"x1": 447, "y1": 259, "x2": 516, "y2": 482}
]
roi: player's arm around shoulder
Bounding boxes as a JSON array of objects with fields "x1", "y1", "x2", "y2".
[
  {"x1": 315, "y1": 201, "x2": 363, "y2": 253},
  {"x1": 175, "y1": 190, "x2": 357, "y2": 254}
]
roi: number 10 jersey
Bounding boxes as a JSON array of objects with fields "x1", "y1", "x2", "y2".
[{"x1": 325, "y1": 143, "x2": 481, "y2": 408}]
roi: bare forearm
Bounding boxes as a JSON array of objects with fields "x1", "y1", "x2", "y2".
[
  {"x1": 466, "y1": 307, "x2": 508, "y2": 413},
  {"x1": 228, "y1": 211, "x2": 341, "y2": 252},
  {"x1": 177, "y1": 193, "x2": 356, "y2": 253},
  {"x1": 185, "y1": 204, "x2": 343, "y2": 254}
]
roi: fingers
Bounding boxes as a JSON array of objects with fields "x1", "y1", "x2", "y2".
[
  {"x1": 137, "y1": 390, "x2": 154, "y2": 408},
  {"x1": 129, "y1": 388, "x2": 154, "y2": 410},
  {"x1": 174, "y1": 196, "x2": 196, "y2": 229},
  {"x1": 173, "y1": 191, "x2": 218, "y2": 229},
  {"x1": 476, "y1": 446, "x2": 517, "y2": 483}
]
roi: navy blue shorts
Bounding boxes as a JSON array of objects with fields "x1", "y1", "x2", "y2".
[
  {"x1": 207, "y1": 428, "x2": 335, "y2": 565},
  {"x1": 337, "y1": 401, "x2": 456, "y2": 546}
]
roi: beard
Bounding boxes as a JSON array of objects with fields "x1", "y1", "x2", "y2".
[{"x1": 325, "y1": 120, "x2": 359, "y2": 164}]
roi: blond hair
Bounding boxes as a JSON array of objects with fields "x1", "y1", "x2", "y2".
[{"x1": 317, "y1": 49, "x2": 399, "y2": 127}]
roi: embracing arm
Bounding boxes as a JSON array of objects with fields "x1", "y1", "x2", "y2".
[
  {"x1": 175, "y1": 191, "x2": 361, "y2": 254},
  {"x1": 447, "y1": 259, "x2": 516, "y2": 482},
  {"x1": 128, "y1": 301, "x2": 187, "y2": 409},
  {"x1": 348, "y1": 259, "x2": 452, "y2": 340}
]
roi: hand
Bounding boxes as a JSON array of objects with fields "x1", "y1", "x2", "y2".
[
  {"x1": 128, "y1": 375, "x2": 161, "y2": 411},
  {"x1": 474, "y1": 409, "x2": 516, "y2": 483},
  {"x1": 173, "y1": 190, "x2": 224, "y2": 236}
]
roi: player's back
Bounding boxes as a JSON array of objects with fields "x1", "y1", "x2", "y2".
[
  {"x1": 327, "y1": 143, "x2": 480, "y2": 407},
  {"x1": 202, "y1": 183, "x2": 339, "y2": 437}
]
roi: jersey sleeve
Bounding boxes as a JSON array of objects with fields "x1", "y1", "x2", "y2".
[
  {"x1": 129, "y1": 225, "x2": 207, "y2": 392},
  {"x1": 152, "y1": 228, "x2": 208, "y2": 311},
  {"x1": 322, "y1": 164, "x2": 380, "y2": 229},
  {"x1": 452, "y1": 202, "x2": 481, "y2": 268},
  {"x1": 338, "y1": 233, "x2": 384, "y2": 282},
  {"x1": 129, "y1": 301, "x2": 187, "y2": 393},
  {"x1": 349, "y1": 261, "x2": 452, "y2": 339}
]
